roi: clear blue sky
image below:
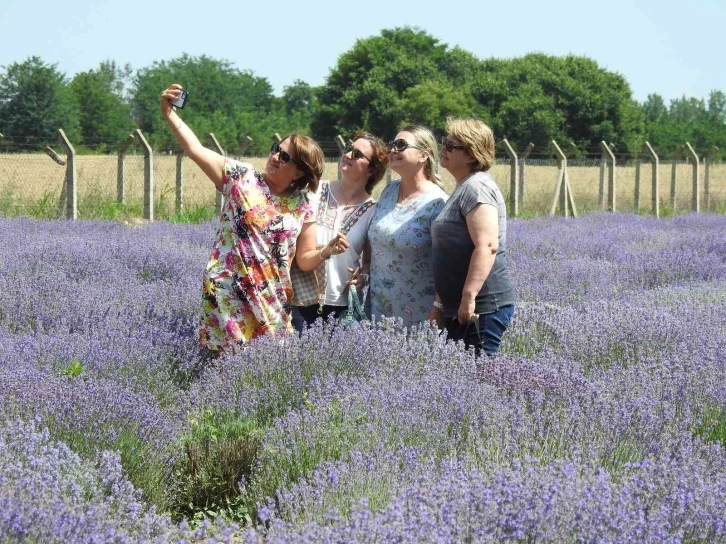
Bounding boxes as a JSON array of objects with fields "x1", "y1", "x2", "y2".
[{"x1": 0, "y1": 0, "x2": 722, "y2": 104}]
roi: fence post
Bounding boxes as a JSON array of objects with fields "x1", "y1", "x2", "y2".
[
  {"x1": 176, "y1": 151, "x2": 185, "y2": 214},
  {"x1": 548, "y1": 140, "x2": 577, "y2": 217},
  {"x1": 132, "y1": 129, "x2": 153, "y2": 222},
  {"x1": 598, "y1": 144, "x2": 616, "y2": 210},
  {"x1": 44, "y1": 144, "x2": 67, "y2": 218},
  {"x1": 518, "y1": 143, "x2": 534, "y2": 211},
  {"x1": 116, "y1": 133, "x2": 136, "y2": 205},
  {"x1": 44, "y1": 146, "x2": 66, "y2": 165},
  {"x1": 335, "y1": 134, "x2": 346, "y2": 178},
  {"x1": 684, "y1": 142, "x2": 699, "y2": 213},
  {"x1": 643, "y1": 142, "x2": 660, "y2": 218},
  {"x1": 634, "y1": 155, "x2": 642, "y2": 211},
  {"x1": 54, "y1": 129, "x2": 77, "y2": 220},
  {"x1": 670, "y1": 146, "x2": 683, "y2": 212},
  {"x1": 501, "y1": 138, "x2": 519, "y2": 217},
  {"x1": 239, "y1": 136, "x2": 252, "y2": 157},
  {"x1": 704, "y1": 146, "x2": 718, "y2": 211},
  {"x1": 599, "y1": 141, "x2": 616, "y2": 212},
  {"x1": 208, "y1": 133, "x2": 226, "y2": 214}
]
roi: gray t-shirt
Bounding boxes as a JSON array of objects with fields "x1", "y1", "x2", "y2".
[{"x1": 431, "y1": 171, "x2": 515, "y2": 317}]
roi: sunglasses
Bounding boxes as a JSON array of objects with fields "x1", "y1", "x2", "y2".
[
  {"x1": 387, "y1": 139, "x2": 422, "y2": 152},
  {"x1": 441, "y1": 137, "x2": 466, "y2": 152},
  {"x1": 270, "y1": 142, "x2": 299, "y2": 166},
  {"x1": 344, "y1": 143, "x2": 371, "y2": 162}
]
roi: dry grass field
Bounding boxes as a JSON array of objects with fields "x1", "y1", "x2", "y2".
[{"x1": 1, "y1": 153, "x2": 724, "y2": 219}]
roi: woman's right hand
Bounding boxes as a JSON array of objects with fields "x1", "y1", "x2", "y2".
[{"x1": 160, "y1": 84, "x2": 184, "y2": 117}]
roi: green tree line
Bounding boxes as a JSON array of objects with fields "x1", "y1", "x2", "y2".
[{"x1": 1, "y1": 27, "x2": 724, "y2": 158}]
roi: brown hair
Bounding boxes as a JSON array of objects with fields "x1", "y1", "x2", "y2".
[
  {"x1": 353, "y1": 130, "x2": 389, "y2": 195},
  {"x1": 287, "y1": 133, "x2": 324, "y2": 193},
  {"x1": 399, "y1": 125, "x2": 444, "y2": 189},
  {"x1": 445, "y1": 118, "x2": 495, "y2": 172}
]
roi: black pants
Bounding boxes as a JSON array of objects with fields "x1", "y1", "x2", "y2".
[{"x1": 291, "y1": 304, "x2": 346, "y2": 333}]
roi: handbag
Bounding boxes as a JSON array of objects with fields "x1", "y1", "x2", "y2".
[{"x1": 338, "y1": 284, "x2": 365, "y2": 329}]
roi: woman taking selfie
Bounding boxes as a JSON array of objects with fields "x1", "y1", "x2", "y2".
[
  {"x1": 432, "y1": 118, "x2": 516, "y2": 356},
  {"x1": 290, "y1": 131, "x2": 388, "y2": 332},
  {"x1": 363, "y1": 125, "x2": 448, "y2": 328},
  {"x1": 160, "y1": 84, "x2": 348, "y2": 356}
]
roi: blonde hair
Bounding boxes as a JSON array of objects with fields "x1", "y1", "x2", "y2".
[
  {"x1": 287, "y1": 133, "x2": 324, "y2": 193},
  {"x1": 445, "y1": 118, "x2": 495, "y2": 172},
  {"x1": 400, "y1": 125, "x2": 443, "y2": 188}
]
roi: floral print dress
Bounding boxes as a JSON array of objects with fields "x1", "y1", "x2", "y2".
[
  {"x1": 366, "y1": 179, "x2": 448, "y2": 328},
  {"x1": 199, "y1": 159, "x2": 315, "y2": 352}
]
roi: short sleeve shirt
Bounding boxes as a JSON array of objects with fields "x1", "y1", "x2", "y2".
[
  {"x1": 432, "y1": 171, "x2": 515, "y2": 317},
  {"x1": 366, "y1": 180, "x2": 448, "y2": 327},
  {"x1": 199, "y1": 159, "x2": 315, "y2": 351}
]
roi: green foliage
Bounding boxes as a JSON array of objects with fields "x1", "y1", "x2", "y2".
[
  {"x1": 476, "y1": 54, "x2": 646, "y2": 153},
  {"x1": 131, "y1": 54, "x2": 288, "y2": 155},
  {"x1": 693, "y1": 404, "x2": 726, "y2": 445},
  {"x1": 640, "y1": 91, "x2": 726, "y2": 158},
  {"x1": 312, "y1": 26, "x2": 457, "y2": 141},
  {"x1": 61, "y1": 358, "x2": 84, "y2": 378},
  {"x1": 169, "y1": 410, "x2": 263, "y2": 524},
  {"x1": 69, "y1": 61, "x2": 135, "y2": 152},
  {"x1": 312, "y1": 28, "x2": 647, "y2": 154},
  {"x1": 0, "y1": 56, "x2": 80, "y2": 150}
]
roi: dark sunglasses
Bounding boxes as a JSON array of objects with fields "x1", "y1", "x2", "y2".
[
  {"x1": 441, "y1": 136, "x2": 466, "y2": 152},
  {"x1": 344, "y1": 143, "x2": 371, "y2": 161},
  {"x1": 387, "y1": 138, "x2": 422, "y2": 152},
  {"x1": 270, "y1": 142, "x2": 299, "y2": 166}
]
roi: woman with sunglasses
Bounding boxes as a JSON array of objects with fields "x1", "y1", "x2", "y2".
[
  {"x1": 360, "y1": 125, "x2": 448, "y2": 328},
  {"x1": 160, "y1": 84, "x2": 349, "y2": 356},
  {"x1": 290, "y1": 131, "x2": 389, "y2": 332},
  {"x1": 432, "y1": 118, "x2": 516, "y2": 356}
]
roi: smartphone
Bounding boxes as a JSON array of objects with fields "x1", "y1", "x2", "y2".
[{"x1": 170, "y1": 90, "x2": 188, "y2": 109}]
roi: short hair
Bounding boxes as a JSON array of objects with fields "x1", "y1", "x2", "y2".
[
  {"x1": 445, "y1": 118, "x2": 495, "y2": 172},
  {"x1": 287, "y1": 133, "x2": 324, "y2": 193},
  {"x1": 399, "y1": 125, "x2": 443, "y2": 188},
  {"x1": 353, "y1": 130, "x2": 389, "y2": 195}
]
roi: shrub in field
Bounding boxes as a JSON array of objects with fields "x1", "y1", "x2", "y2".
[{"x1": 0, "y1": 418, "x2": 239, "y2": 543}]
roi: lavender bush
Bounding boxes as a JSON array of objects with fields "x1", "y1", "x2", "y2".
[{"x1": 0, "y1": 213, "x2": 724, "y2": 542}]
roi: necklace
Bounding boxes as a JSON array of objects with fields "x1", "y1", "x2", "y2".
[
  {"x1": 397, "y1": 181, "x2": 428, "y2": 205},
  {"x1": 332, "y1": 181, "x2": 367, "y2": 207}
]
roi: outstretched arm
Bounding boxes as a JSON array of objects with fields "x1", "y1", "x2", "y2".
[{"x1": 160, "y1": 84, "x2": 226, "y2": 191}]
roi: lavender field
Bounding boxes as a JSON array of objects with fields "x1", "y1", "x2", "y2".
[{"x1": 1, "y1": 212, "x2": 725, "y2": 543}]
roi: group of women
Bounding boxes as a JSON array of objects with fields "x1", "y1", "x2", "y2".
[{"x1": 160, "y1": 84, "x2": 515, "y2": 359}]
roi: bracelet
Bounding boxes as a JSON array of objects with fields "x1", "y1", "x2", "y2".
[
  {"x1": 172, "y1": 121, "x2": 183, "y2": 131},
  {"x1": 433, "y1": 300, "x2": 443, "y2": 310},
  {"x1": 319, "y1": 248, "x2": 330, "y2": 261}
]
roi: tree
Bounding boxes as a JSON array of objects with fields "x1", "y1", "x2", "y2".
[
  {"x1": 312, "y1": 27, "x2": 454, "y2": 143},
  {"x1": 476, "y1": 54, "x2": 645, "y2": 154},
  {"x1": 0, "y1": 56, "x2": 79, "y2": 150},
  {"x1": 70, "y1": 61, "x2": 135, "y2": 151},
  {"x1": 130, "y1": 54, "x2": 278, "y2": 154}
]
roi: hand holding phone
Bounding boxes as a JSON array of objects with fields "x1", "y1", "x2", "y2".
[{"x1": 170, "y1": 89, "x2": 188, "y2": 109}]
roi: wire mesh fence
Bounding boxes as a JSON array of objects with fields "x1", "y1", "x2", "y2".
[{"x1": 0, "y1": 150, "x2": 724, "y2": 220}]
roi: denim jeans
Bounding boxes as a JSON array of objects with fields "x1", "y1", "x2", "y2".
[
  {"x1": 291, "y1": 304, "x2": 346, "y2": 334},
  {"x1": 444, "y1": 305, "x2": 515, "y2": 357}
]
